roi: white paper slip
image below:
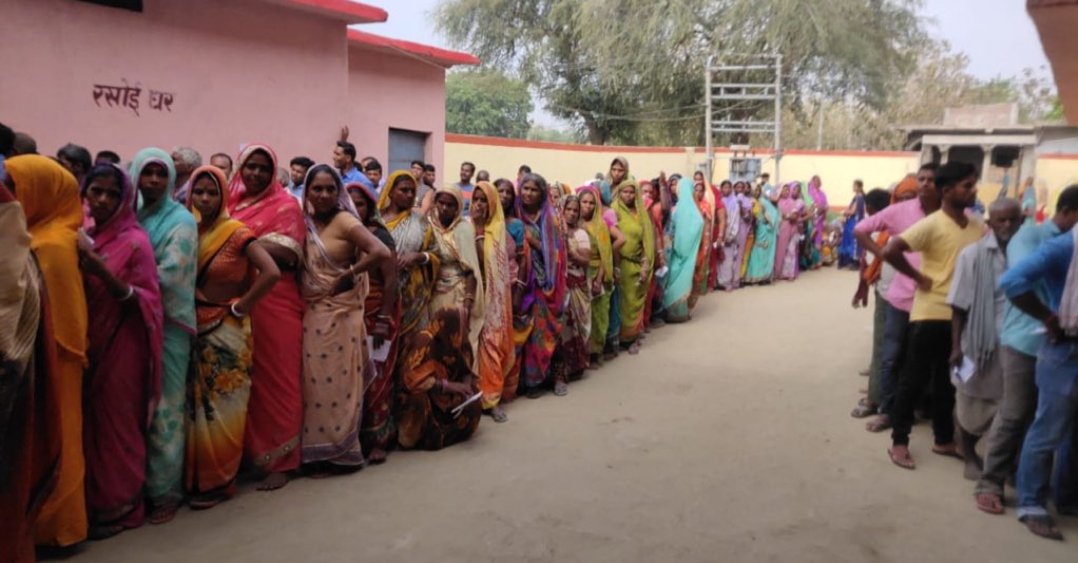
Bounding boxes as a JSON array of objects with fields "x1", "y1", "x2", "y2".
[
  {"x1": 366, "y1": 336, "x2": 392, "y2": 363},
  {"x1": 952, "y1": 356, "x2": 976, "y2": 383},
  {"x1": 451, "y1": 391, "x2": 483, "y2": 417}
]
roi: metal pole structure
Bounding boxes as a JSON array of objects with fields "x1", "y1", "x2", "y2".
[
  {"x1": 774, "y1": 53, "x2": 782, "y2": 186},
  {"x1": 704, "y1": 55, "x2": 714, "y2": 184}
]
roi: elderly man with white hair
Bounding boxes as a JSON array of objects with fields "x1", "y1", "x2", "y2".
[{"x1": 170, "y1": 146, "x2": 202, "y2": 203}]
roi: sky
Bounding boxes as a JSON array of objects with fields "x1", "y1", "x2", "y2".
[{"x1": 359, "y1": 0, "x2": 1053, "y2": 125}]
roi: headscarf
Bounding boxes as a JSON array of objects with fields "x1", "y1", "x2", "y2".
[
  {"x1": 892, "y1": 174, "x2": 918, "y2": 203},
  {"x1": 131, "y1": 147, "x2": 179, "y2": 222},
  {"x1": 227, "y1": 143, "x2": 282, "y2": 209},
  {"x1": 225, "y1": 144, "x2": 306, "y2": 263},
  {"x1": 429, "y1": 184, "x2": 486, "y2": 349},
  {"x1": 346, "y1": 181, "x2": 386, "y2": 230},
  {"x1": 515, "y1": 174, "x2": 567, "y2": 300},
  {"x1": 611, "y1": 177, "x2": 657, "y2": 270},
  {"x1": 473, "y1": 181, "x2": 510, "y2": 331},
  {"x1": 576, "y1": 184, "x2": 614, "y2": 284},
  {"x1": 663, "y1": 178, "x2": 704, "y2": 308},
  {"x1": 5, "y1": 155, "x2": 88, "y2": 358},
  {"x1": 185, "y1": 165, "x2": 245, "y2": 271},
  {"x1": 377, "y1": 170, "x2": 419, "y2": 216}
]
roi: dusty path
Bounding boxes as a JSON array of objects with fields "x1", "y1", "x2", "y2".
[{"x1": 64, "y1": 269, "x2": 1076, "y2": 562}]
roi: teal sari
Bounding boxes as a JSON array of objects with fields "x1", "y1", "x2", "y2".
[
  {"x1": 663, "y1": 178, "x2": 704, "y2": 322},
  {"x1": 131, "y1": 148, "x2": 197, "y2": 510},
  {"x1": 745, "y1": 195, "x2": 779, "y2": 283}
]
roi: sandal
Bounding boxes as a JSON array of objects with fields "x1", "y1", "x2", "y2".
[
  {"x1": 850, "y1": 398, "x2": 878, "y2": 419},
  {"x1": 554, "y1": 381, "x2": 569, "y2": 396},
  {"x1": 932, "y1": 443, "x2": 963, "y2": 460},
  {"x1": 888, "y1": 446, "x2": 915, "y2": 470},
  {"x1": 1020, "y1": 514, "x2": 1064, "y2": 541},
  {"x1": 974, "y1": 493, "x2": 1004, "y2": 515},
  {"x1": 865, "y1": 414, "x2": 891, "y2": 433}
]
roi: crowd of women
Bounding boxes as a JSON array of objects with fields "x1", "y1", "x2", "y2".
[{"x1": 1, "y1": 142, "x2": 839, "y2": 560}]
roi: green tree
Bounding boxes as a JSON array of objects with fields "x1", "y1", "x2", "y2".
[{"x1": 446, "y1": 69, "x2": 533, "y2": 138}]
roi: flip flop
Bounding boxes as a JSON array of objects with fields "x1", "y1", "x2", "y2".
[
  {"x1": 974, "y1": 493, "x2": 1004, "y2": 515},
  {"x1": 932, "y1": 444, "x2": 964, "y2": 460},
  {"x1": 865, "y1": 414, "x2": 891, "y2": 433},
  {"x1": 1020, "y1": 514, "x2": 1064, "y2": 541},
  {"x1": 888, "y1": 448, "x2": 916, "y2": 470},
  {"x1": 850, "y1": 401, "x2": 878, "y2": 418}
]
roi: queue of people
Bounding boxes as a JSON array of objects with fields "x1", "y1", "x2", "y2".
[
  {"x1": 0, "y1": 121, "x2": 875, "y2": 562},
  {"x1": 849, "y1": 160, "x2": 1078, "y2": 541}
]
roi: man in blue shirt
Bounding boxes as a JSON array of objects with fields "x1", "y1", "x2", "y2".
[
  {"x1": 333, "y1": 141, "x2": 364, "y2": 186},
  {"x1": 998, "y1": 184, "x2": 1078, "y2": 540},
  {"x1": 288, "y1": 156, "x2": 314, "y2": 202},
  {"x1": 453, "y1": 161, "x2": 476, "y2": 215}
]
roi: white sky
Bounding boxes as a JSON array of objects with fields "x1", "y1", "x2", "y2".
[{"x1": 358, "y1": 0, "x2": 1054, "y2": 126}]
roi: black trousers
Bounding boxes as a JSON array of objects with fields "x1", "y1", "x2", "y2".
[{"x1": 890, "y1": 320, "x2": 956, "y2": 447}]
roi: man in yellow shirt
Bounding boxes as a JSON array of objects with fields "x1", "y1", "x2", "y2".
[{"x1": 882, "y1": 161, "x2": 984, "y2": 469}]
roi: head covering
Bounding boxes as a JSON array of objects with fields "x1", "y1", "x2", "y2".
[
  {"x1": 130, "y1": 147, "x2": 178, "y2": 217},
  {"x1": 227, "y1": 143, "x2": 282, "y2": 208},
  {"x1": 612, "y1": 177, "x2": 657, "y2": 271},
  {"x1": 185, "y1": 165, "x2": 245, "y2": 270},
  {"x1": 377, "y1": 170, "x2": 418, "y2": 215},
  {"x1": 5, "y1": 155, "x2": 88, "y2": 357},
  {"x1": 663, "y1": 178, "x2": 705, "y2": 309},
  {"x1": 302, "y1": 164, "x2": 359, "y2": 219},
  {"x1": 576, "y1": 184, "x2": 614, "y2": 283},
  {"x1": 428, "y1": 183, "x2": 466, "y2": 231},
  {"x1": 345, "y1": 180, "x2": 385, "y2": 229},
  {"x1": 516, "y1": 174, "x2": 565, "y2": 295},
  {"x1": 892, "y1": 174, "x2": 918, "y2": 202},
  {"x1": 83, "y1": 163, "x2": 139, "y2": 253}
]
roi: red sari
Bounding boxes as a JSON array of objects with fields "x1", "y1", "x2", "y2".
[
  {"x1": 643, "y1": 193, "x2": 666, "y2": 322},
  {"x1": 81, "y1": 166, "x2": 164, "y2": 532},
  {"x1": 227, "y1": 145, "x2": 306, "y2": 474},
  {"x1": 707, "y1": 185, "x2": 725, "y2": 291}
]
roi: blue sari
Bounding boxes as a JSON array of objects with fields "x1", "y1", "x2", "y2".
[
  {"x1": 838, "y1": 194, "x2": 864, "y2": 268},
  {"x1": 663, "y1": 179, "x2": 703, "y2": 322},
  {"x1": 745, "y1": 195, "x2": 780, "y2": 283},
  {"x1": 131, "y1": 148, "x2": 197, "y2": 511}
]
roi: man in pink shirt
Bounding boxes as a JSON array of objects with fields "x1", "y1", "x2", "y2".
[{"x1": 853, "y1": 163, "x2": 940, "y2": 432}]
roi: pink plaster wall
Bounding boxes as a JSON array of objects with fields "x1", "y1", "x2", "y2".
[
  {"x1": 347, "y1": 46, "x2": 447, "y2": 177},
  {"x1": 0, "y1": 0, "x2": 349, "y2": 165}
]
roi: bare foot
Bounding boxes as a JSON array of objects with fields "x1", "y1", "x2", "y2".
[
  {"x1": 975, "y1": 492, "x2": 1004, "y2": 515},
  {"x1": 888, "y1": 445, "x2": 915, "y2": 470},
  {"x1": 257, "y1": 471, "x2": 289, "y2": 491},
  {"x1": 627, "y1": 341, "x2": 641, "y2": 355},
  {"x1": 148, "y1": 503, "x2": 178, "y2": 525},
  {"x1": 489, "y1": 406, "x2": 509, "y2": 422},
  {"x1": 367, "y1": 448, "x2": 387, "y2": 465}
]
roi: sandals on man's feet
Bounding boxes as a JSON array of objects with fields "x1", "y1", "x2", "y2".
[
  {"x1": 1020, "y1": 514, "x2": 1064, "y2": 541},
  {"x1": 974, "y1": 493, "x2": 1004, "y2": 515}
]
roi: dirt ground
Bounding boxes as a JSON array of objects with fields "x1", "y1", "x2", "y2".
[{"x1": 61, "y1": 268, "x2": 1077, "y2": 562}]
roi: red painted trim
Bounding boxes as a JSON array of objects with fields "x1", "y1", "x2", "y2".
[
  {"x1": 348, "y1": 30, "x2": 480, "y2": 67},
  {"x1": 281, "y1": 0, "x2": 387, "y2": 23},
  {"x1": 445, "y1": 134, "x2": 919, "y2": 158},
  {"x1": 1039, "y1": 153, "x2": 1078, "y2": 160}
]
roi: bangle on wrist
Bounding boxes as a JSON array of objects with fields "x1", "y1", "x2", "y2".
[
  {"x1": 118, "y1": 285, "x2": 135, "y2": 301},
  {"x1": 231, "y1": 302, "x2": 246, "y2": 318}
]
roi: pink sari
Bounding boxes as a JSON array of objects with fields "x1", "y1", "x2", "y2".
[
  {"x1": 774, "y1": 183, "x2": 805, "y2": 281},
  {"x1": 227, "y1": 145, "x2": 306, "y2": 473},
  {"x1": 81, "y1": 164, "x2": 164, "y2": 530}
]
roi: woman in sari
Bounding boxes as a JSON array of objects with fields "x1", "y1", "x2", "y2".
[
  {"x1": 613, "y1": 177, "x2": 656, "y2": 354},
  {"x1": 426, "y1": 185, "x2": 485, "y2": 379},
  {"x1": 378, "y1": 171, "x2": 440, "y2": 374},
  {"x1": 737, "y1": 182, "x2": 759, "y2": 281},
  {"x1": 708, "y1": 181, "x2": 727, "y2": 291},
  {"x1": 744, "y1": 185, "x2": 780, "y2": 284},
  {"x1": 6, "y1": 155, "x2": 89, "y2": 548},
  {"x1": 717, "y1": 180, "x2": 741, "y2": 291},
  {"x1": 551, "y1": 195, "x2": 592, "y2": 391},
  {"x1": 185, "y1": 165, "x2": 280, "y2": 507},
  {"x1": 495, "y1": 179, "x2": 526, "y2": 402},
  {"x1": 77, "y1": 164, "x2": 163, "y2": 538},
  {"x1": 663, "y1": 178, "x2": 704, "y2": 323},
  {"x1": 346, "y1": 181, "x2": 401, "y2": 462},
  {"x1": 693, "y1": 180, "x2": 716, "y2": 300},
  {"x1": 300, "y1": 165, "x2": 394, "y2": 473},
  {"x1": 470, "y1": 182, "x2": 515, "y2": 422},
  {"x1": 803, "y1": 175, "x2": 828, "y2": 270},
  {"x1": 838, "y1": 180, "x2": 865, "y2": 269},
  {"x1": 129, "y1": 148, "x2": 196, "y2": 522},
  {"x1": 0, "y1": 181, "x2": 62, "y2": 562},
  {"x1": 227, "y1": 144, "x2": 305, "y2": 491},
  {"x1": 641, "y1": 179, "x2": 668, "y2": 329},
  {"x1": 774, "y1": 182, "x2": 806, "y2": 281},
  {"x1": 576, "y1": 185, "x2": 620, "y2": 369},
  {"x1": 516, "y1": 173, "x2": 568, "y2": 396}
]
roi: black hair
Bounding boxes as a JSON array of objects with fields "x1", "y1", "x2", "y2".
[
  {"x1": 211, "y1": 152, "x2": 234, "y2": 167},
  {"x1": 864, "y1": 188, "x2": 891, "y2": 214},
  {"x1": 0, "y1": 122, "x2": 13, "y2": 157},
  {"x1": 476, "y1": 169, "x2": 490, "y2": 180},
  {"x1": 853, "y1": 179, "x2": 864, "y2": 188},
  {"x1": 519, "y1": 172, "x2": 548, "y2": 195},
  {"x1": 335, "y1": 141, "x2": 356, "y2": 161},
  {"x1": 494, "y1": 178, "x2": 513, "y2": 190},
  {"x1": 304, "y1": 163, "x2": 341, "y2": 191},
  {"x1": 934, "y1": 161, "x2": 977, "y2": 192},
  {"x1": 290, "y1": 156, "x2": 315, "y2": 169},
  {"x1": 58, "y1": 143, "x2": 93, "y2": 173},
  {"x1": 95, "y1": 150, "x2": 121, "y2": 165},
  {"x1": 410, "y1": 160, "x2": 425, "y2": 169},
  {"x1": 364, "y1": 158, "x2": 382, "y2": 172},
  {"x1": 918, "y1": 162, "x2": 939, "y2": 174},
  {"x1": 82, "y1": 163, "x2": 128, "y2": 197},
  {"x1": 1057, "y1": 184, "x2": 1078, "y2": 212},
  {"x1": 518, "y1": 164, "x2": 532, "y2": 174},
  {"x1": 424, "y1": 163, "x2": 436, "y2": 172},
  {"x1": 461, "y1": 161, "x2": 475, "y2": 172}
]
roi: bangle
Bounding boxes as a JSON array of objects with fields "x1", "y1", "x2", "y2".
[
  {"x1": 118, "y1": 285, "x2": 135, "y2": 301},
  {"x1": 231, "y1": 303, "x2": 246, "y2": 318},
  {"x1": 421, "y1": 252, "x2": 430, "y2": 265}
]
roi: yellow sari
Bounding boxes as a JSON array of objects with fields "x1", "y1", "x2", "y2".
[
  {"x1": 612, "y1": 178, "x2": 655, "y2": 344},
  {"x1": 473, "y1": 182, "x2": 514, "y2": 409}
]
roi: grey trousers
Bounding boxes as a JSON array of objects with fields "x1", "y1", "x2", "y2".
[{"x1": 975, "y1": 346, "x2": 1038, "y2": 496}]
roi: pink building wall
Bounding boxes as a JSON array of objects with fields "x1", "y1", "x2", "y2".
[
  {"x1": 0, "y1": 0, "x2": 352, "y2": 165},
  {"x1": 347, "y1": 46, "x2": 448, "y2": 177}
]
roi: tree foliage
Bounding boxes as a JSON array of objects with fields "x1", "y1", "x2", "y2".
[{"x1": 446, "y1": 69, "x2": 533, "y2": 138}]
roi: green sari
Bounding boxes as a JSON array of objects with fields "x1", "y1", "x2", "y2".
[{"x1": 613, "y1": 179, "x2": 655, "y2": 343}]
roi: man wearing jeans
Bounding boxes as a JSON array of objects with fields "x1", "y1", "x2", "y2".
[
  {"x1": 974, "y1": 185, "x2": 1078, "y2": 516},
  {"x1": 853, "y1": 165, "x2": 938, "y2": 432},
  {"x1": 883, "y1": 161, "x2": 984, "y2": 469},
  {"x1": 999, "y1": 185, "x2": 1078, "y2": 540}
]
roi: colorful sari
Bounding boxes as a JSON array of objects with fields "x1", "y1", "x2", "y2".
[
  {"x1": 614, "y1": 179, "x2": 656, "y2": 343},
  {"x1": 396, "y1": 309, "x2": 482, "y2": 450},
  {"x1": 377, "y1": 171, "x2": 439, "y2": 375},
  {"x1": 473, "y1": 182, "x2": 514, "y2": 410},
  {"x1": 718, "y1": 189, "x2": 742, "y2": 289},
  {"x1": 695, "y1": 186, "x2": 716, "y2": 300},
  {"x1": 838, "y1": 193, "x2": 864, "y2": 268},
  {"x1": 643, "y1": 183, "x2": 666, "y2": 323},
  {"x1": 803, "y1": 176, "x2": 828, "y2": 269},
  {"x1": 553, "y1": 207, "x2": 592, "y2": 380},
  {"x1": 130, "y1": 148, "x2": 196, "y2": 510},
  {"x1": 185, "y1": 166, "x2": 257, "y2": 499},
  {"x1": 576, "y1": 186, "x2": 613, "y2": 357},
  {"x1": 745, "y1": 194, "x2": 780, "y2": 283},
  {"x1": 0, "y1": 184, "x2": 62, "y2": 562},
  {"x1": 300, "y1": 171, "x2": 369, "y2": 467},
  {"x1": 663, "y1": 178, "x2": 704, "y2": 322},
  {"x1": 516, "y1": 176, "x2": 567, "y2": 390},
  {"x1": 428, "y1": 185, "x2": 485, "y2": 370},
  {"x1": 348, "y1": 183, "x2": 401, "y2": 455},
  {"x1": 82, "y1": 164, "x2": 164, "y2": 532},
  {"x1": 707, "y1": 185, "x2": 724, "y2": 290},
  {"x1": 775, "y1": 182, "x2": 805, "y2": 281},
  {"x1": 227, "y1": 144, "x2": 305, "y2": 474},
  {"x1": 7, "y1": 156, "x2": 90, "y2": 547},
  {"x1": 739, "y1": 195, "x2": 759, "y2": 279},
  {"x1": 504, "y1": 213, "x2": 527, "y2": 402}
]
